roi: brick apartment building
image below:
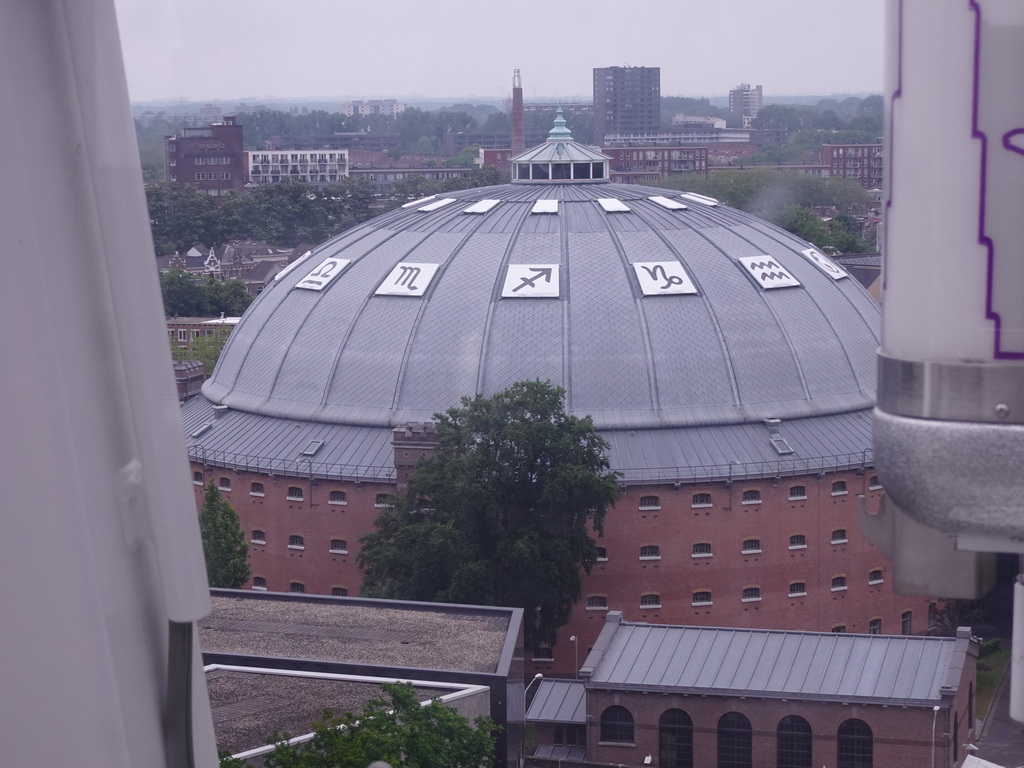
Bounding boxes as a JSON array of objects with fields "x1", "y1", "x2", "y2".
[
  {"x1": 164, "y1": 116, "x2": 245, "y2": 196},
  {"x1": 822, "y1": 143, "x2": 884, "y2": 189}
]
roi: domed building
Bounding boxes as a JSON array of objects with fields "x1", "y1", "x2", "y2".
[{"x1": 183, "y1": 114, "x2": 931, "y2": 674}]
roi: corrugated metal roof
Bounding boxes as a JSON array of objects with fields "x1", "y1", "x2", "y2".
[
  {"x1": 585, "y1": 620, "x2": 967, "y2": 706},
  {"x1": 525, "y1": 679, "x2": 587, "y2": 723}
]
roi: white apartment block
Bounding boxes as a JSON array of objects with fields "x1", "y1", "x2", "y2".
[
  {"x1": 246, "y1": 150, "x2": 349, "y2": 186},
  {"x1": 340, "y1": 99, "x2": 405, "y2": 117}
]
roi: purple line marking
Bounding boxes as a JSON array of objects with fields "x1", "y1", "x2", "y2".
[
  {"x1": 972, "y1": 1, "x2": 1023, "y2": 359},
  {"x1": 1003, "y1": 128, "x2": 1024, "y2": 155},
  {"x1": 883, "y1": 0, "x2": 904, "y2": 293}
]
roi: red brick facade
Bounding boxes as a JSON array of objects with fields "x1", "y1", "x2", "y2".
[{"x1": 191, "y1": 456, "x2": 934, "y2": 677}]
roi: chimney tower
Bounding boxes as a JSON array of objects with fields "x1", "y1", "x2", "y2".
[{"x1": 511, "y1": 69, "x2": 524, "y2": 152}]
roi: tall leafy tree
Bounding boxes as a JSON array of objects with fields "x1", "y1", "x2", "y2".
[
  {"x1": 199, "y1": 483, "x2": 250, "y2": 589},
  {"x1": 262, "y1": 682, "x2": 497, "y2": 768},
  {"x1": 161, "y1": 269, "x2": 209, "y2": 316},
  {"x1": 146, "y1": 181, "x2": 221, "y2": 255},
  {"x1": 359, "y1": 380, "x2": 620, "y2": 651}
]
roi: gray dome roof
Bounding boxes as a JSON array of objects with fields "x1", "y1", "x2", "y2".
[{"x1": 202, "y1": 182, "x2": 879, "y2": 432}]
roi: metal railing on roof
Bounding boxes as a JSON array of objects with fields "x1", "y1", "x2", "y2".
[
  {"x1": 187, "y1": 446, "x2": 397, "y2": 483},
  {"x1": 188, "y1": 446, "x2": 870, "y2": 487}
]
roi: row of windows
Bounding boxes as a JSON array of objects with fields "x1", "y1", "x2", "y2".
[
  {"x1": 195, "y1": 475, "x2": 383, "y2": 506},
  {"x1": 194, "y1": 172, "x2": 231, "y2": 180},
  {"x1": 250, "y1": 531, "x2": 348, "y2": 553},
  {"x1": 251, "y1": 576, "x2": 348, "y2": 597},
  {"x1": 587, "y1": 576, "x2": 888, "y2": 610},
  {"x1": 638, "y1": 478, "x2": 881, "y2": 510},
  {"x1": 600, "y1": 708, "x2": 873, "y2": 768},
  {"x1": 193, "y1": 156, "x2": 231, "y2": 165},
  {"x1": 597, "y1": 532, "x2": 853, "y2": 562}
]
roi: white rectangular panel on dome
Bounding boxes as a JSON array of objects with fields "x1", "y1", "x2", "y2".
[
  {"x1": 632, "y1": 262, "x2": 698, "y2": 296},
  {"x1": 738, "y1": 255, "x2": 801, "y2": 290},
  {"x1": 374, "y1": 262, "x2": 441, "y2": 296},
  {"x1": 463, "y1": 199, "x2": 501, "y2": 214},
  {"x1": 598, "y1": 198, "x2": 630, "y2": 212},
  {"x1": 800, "y1": 247, "x2": 849, "y2": 280},
  {"x1": 401, "y1": 195, "x2": 435, "y2": 208},
  {"x1": 417, "y1": 198, "x2": 456, "y2": 211},
  {"x1": 531, "y1": 199, "x2": 559, "y2": 214},
  {"x1": 501, "y1": 264, "x2": 560, "y2": 298},
  {"x1": 294, "y1": 256, "x2": 351, "y2": 291},
  {"x1": 648, "y1": 196, "x2": 688, "y2": 210},
  {"x1": 681, "y1": 192, "x2": 720, "y2": 206}
]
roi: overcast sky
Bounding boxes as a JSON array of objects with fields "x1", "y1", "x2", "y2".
[{"x1": 113, "y1": 0, "x2": 885, "y2": 104}]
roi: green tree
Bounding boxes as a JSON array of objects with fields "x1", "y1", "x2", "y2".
[
  {"x1": 204, "y1": 278, "x2": 254, "y2": 316},
  {"x1": 171, "y1": 326, "x2": 231, "y2": 375},
  {"x1": 199, "y1": 482, "x2": 250, "y2": 589},
  {"x1": 358, "y1": 380, "x2": 620, "y2": 651},
  {"x1": 262, "y1": 682, "x2": 497, "y2": 768},
  {"x1": 146, "y1": 181, "x2": 222, "y2": 255},
  {"x1": 161, "y1": 269, "x2": 209, "y2": 316}
]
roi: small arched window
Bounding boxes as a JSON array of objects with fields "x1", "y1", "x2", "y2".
[
  {"x1": 288, "y1": 535, "x2": 304, "y2": 549},
  {"x1": 777, "y1": 715, "x2": 812, "y2": 768},
  {"x1": 741, "y1": 586, "x2": 761, "y2": 602},
  {"x1": 831, "y1": 480, "x2": 848, "y2": 495},
  {"x1": 741, "y1": 539, "x2": 761, "y2": 553},
  {"x1": 330, "y1": 539, "x2": 347, "y2": 553},
  {"x1": 837, "y1": 719, "x2": 872, "y2": 768},
  {"x1": 218, "y1": 476, "x2": 231, "y2": 491},
  {"x1": 251, "y1": 530, "x2": 266, "y2": 544},
  {"x1": 640, "y1": 545, "x2": 661, "y2": 559},
  {"x1": 375, "y1": 493, "x2": 391, "y2": 507},
  {"x1": 868, "y1": 475, "x2": 882, "y2": 490},
  {"x1": 331, "y1": 586, "x2": 348, "y2": 597},
  {"x1": 193, "y1": 471, "x2": 204, "y2": 485},
  {"x1": 287, "y1": 486, "x2": 303, "y2": 501},
  {"x1": 692, "y1": 591, "x2": 712, "y2": 606},
  {"x1": 902, "y1": 610, "x2": 913, "y2": 635},
  {"x1": 868, "y1": 569, "x2": 883, "y2": 584},
  {"x1": 252, "y1": 576, "x2": 267, "y2": 590},
  {"x1": 831, "y1": 529, "x2": 848, "y2": 544},
  {"x1": 587, "y1": 595, "x2": 608, "y2": 609},
  {"x1": 250, "y1": 482, "x2": 265, "y2": 496},
  {"x1": 868, "y1": 618, "x2": 882, "y2": 634},
  {"x1": 789, "y1": 534, "x2": 807, "y2": 549},
  {"x1": 329, "y1": 490, "x2": 347, "y2": 504},
  {"x1": 788, "y1": 485, "x2": 806, "y2": 500},
  {"x1": 290, "y1": 582, "x2": 305, "y2": 593},
  {"x1": 640, "y1": 593, "x2": 661, "y2": 608},
  {"x1": 832, "y1": 624, "x2": 847, "y2": 633},
  {"x1": 692, "y1": 542, "x2": 712, "y2": 557},
  {"x1": 831, "y1": 575, "x2": 847, "y2": 591},
  {"x1": 692, "y1": 492, "x2": 712, "y2": 507},
  {"x1": 639, "y1": 495, "x2": 661, "y2": 510},
  {"x1": 600, "y1": 705, "x2": 634, "y2": 743},
  {"x1": 741, "y1": 489, "x2": 761, "y2": 504},
  {"x1": 717, "y1": 712, "x2": 752, "y2": 768},
  {"x1": 596, "y1": 546, "x2": 608, "y2": 561},
  {"x1": 659, "y1": 709, "x2": 694, "y2": 768},
  {"x1": 789, "y1": 582, "x2": 807, "y2": 597}
]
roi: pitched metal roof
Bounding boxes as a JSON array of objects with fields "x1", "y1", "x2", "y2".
[
  {"x1": 583, "y1": 617, "x2": 970, "y2": 707},
  {"x1": 525, "y1": 679, "x2": 587, "y2": 723}
]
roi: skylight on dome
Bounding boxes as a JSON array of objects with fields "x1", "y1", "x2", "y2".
[
  {"x1": 531, "y1": 200, "x2": 559, "y2": 214},
  {"x1": 681, "y1": 192, "x2": 719, "y2": 206},
  {"x1": 463, "y1": 199, "x2": 501, "y2": 214},
  {"x1": 417, "y1": 198, "x2": 456, "y2": 212},
  {"x1": 648, "y1": 196, "x2": 688, "y2": 210},
  {"x1": 598, "y1": 198, "x2": 630, "y2": 212},
  {"x1": 401, "y1": 195, "x2": 436, "y2": 208}
]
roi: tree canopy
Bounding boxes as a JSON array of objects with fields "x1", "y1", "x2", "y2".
[
  {"x1": 160, "y1": 270, "x2": 254, "y2": 317},
  {"x1": 199, "y1": 482, "x2": 250, "y2": 589},
  {"x1": 358, "y1": 381, "x2": 621, "y2": 651},
  {"x1": 259, "y1": 682, "x2": 497, "y2": 768}
]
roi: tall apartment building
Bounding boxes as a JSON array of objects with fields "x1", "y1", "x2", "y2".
[
  {"x1": 164, "y1": 116, "x2": 245, "y2": 196},
  {"x1": 246, "y1": 149, "x2": 349, "y2": 186},
  {"x1": 593, "y1": 66, "x2": 660, "y2": 141},
  {"x1": 340, "y1": 99, "x2": 405, "y2": 117},
  {"x1": 729, "y1": 83, "x2": 763, "y2": 127}
]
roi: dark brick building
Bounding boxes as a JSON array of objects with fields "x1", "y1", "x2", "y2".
[{"x1": 164, "y1": 116, "x2": 245, "y2": 196}]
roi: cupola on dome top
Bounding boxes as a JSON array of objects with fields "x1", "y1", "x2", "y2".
[{"x1": 511, "y1": 108, "x2": 610, "y2": 183}]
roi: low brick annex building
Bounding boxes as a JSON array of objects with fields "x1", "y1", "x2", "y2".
[
  {"x1": 182, "y1": 116, "x2": 932, "y2": 677},
  {"x1": 527, "y1": 612, "x2": 979, "y2": 768}
]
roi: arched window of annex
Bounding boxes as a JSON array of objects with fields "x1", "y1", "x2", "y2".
[
  {"x1": 837, "y1": 718, "x2": 873, "y2": 768},
  {"x1": 777, "y1": 714, "x2": 812, "y2": 768},
  {"x1": 600, "y1": 705, "x2": 634, "y2": 744},
  {"x1": 659, "y1": 708, "x2": 693, "y2": 768},
  {"x1": 717, "y1": 712, "x2": 752, "y2": 768}
]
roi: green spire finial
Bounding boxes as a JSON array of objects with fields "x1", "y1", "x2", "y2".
[{"x1": 547, "y1": 107, "x2": 573, "y2": 141}]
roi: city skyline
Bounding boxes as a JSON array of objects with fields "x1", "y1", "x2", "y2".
[{"x1": 114, "y1": 0, "x2": 885, "y2": 103}]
